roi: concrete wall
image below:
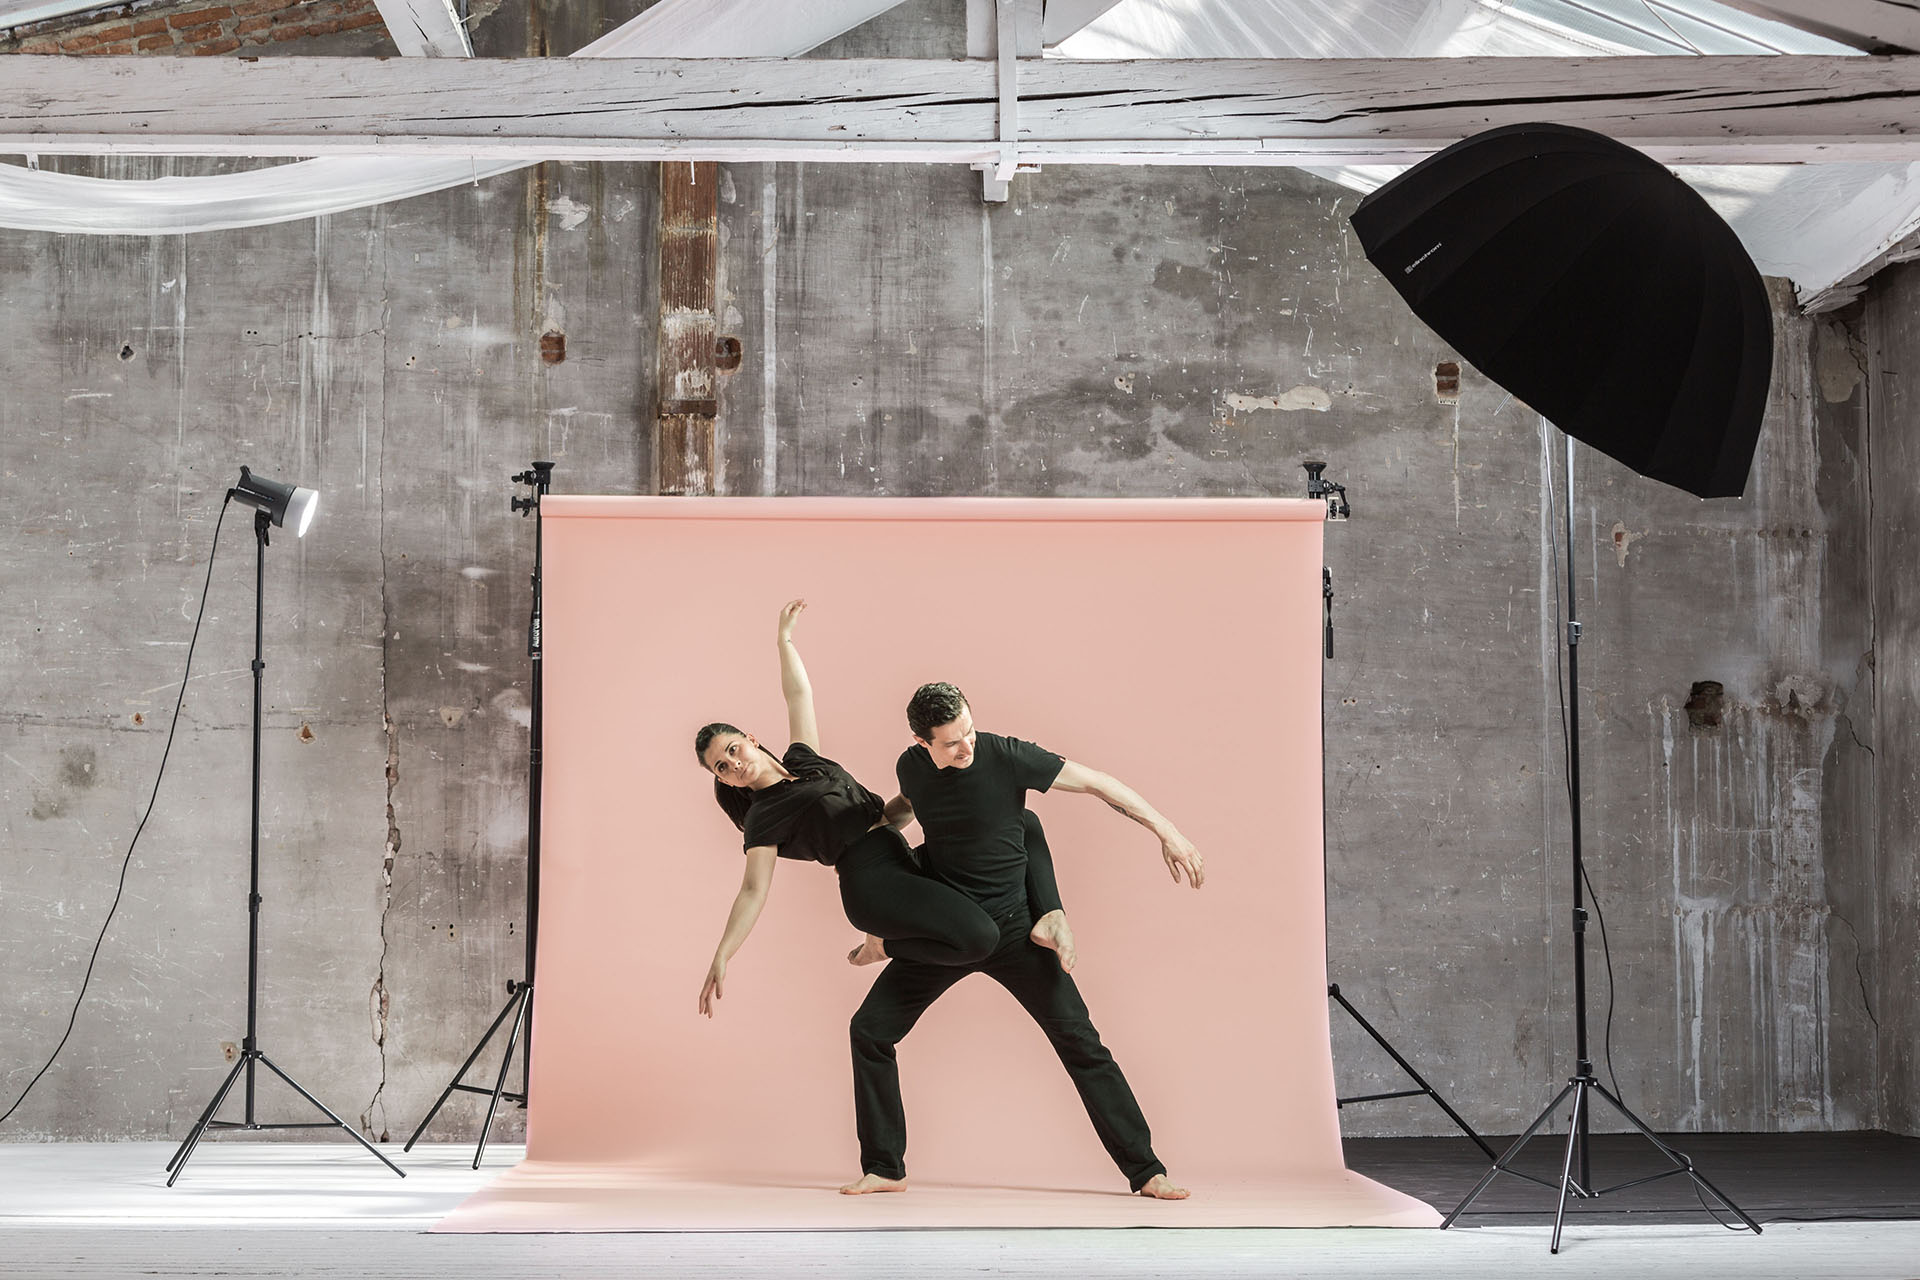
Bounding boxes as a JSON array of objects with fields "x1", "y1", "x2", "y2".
[
  {"x1": 1865, "y1": 267, "x2": 1920, "y2": 1137},
  {"x1": 0, "y1": 0, "x2": 1903, "y2": 1145}
]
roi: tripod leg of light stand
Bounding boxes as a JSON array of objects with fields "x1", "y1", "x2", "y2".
[
  {"x1": 404, "y1": 982, "x2": 527, "y2": 1153},
  {"x1": 1588, "y1": 1081, "x2": 1762, "y2": 1234},
  {"x1": 164, "y1": 1053, "x2": 250, "y2": 1184},
  {"x1": 1440, "y1": 1077, "x2": 1581, "y2": 1229},
  {"x1": 254, "y1": 1053, "x2": 405, "y2": 1178},
  {"x1": 1549, "y1": 1081, "x2": 1590, "y2": 1254},
  {"x1": 472, "y1": 988, "x2": 532, "y2": 1170}
]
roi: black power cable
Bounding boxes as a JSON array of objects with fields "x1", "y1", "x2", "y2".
[{"x1": 0, "y1": 496, "x2": 233, "y2": 1128}]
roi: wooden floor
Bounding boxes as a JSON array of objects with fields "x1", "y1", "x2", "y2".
[{"x1": 3, "y1": 1139, "x2": 1918, "y2": 1279}]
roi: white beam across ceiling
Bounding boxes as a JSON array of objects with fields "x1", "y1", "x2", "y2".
[
  {"x1": 8, "y1": 55, "x2": 1920, "y2": 165},
  {"x1": 375, "y1": 0, "x2": 471, "y2": 57},
  {"x1": 1715, "y1": 1, "x2": 1920, "y2": 52}
]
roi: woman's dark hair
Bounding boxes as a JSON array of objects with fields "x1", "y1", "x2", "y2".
[
  {"x1": 907, "y1": 682, "x2": 969, "y2": 741},
  {"x1": 693, "y1": 721, "x2": 781, "y2": 833}
]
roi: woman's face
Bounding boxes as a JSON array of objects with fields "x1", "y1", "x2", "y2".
[{"x1": 701, "y1": 732, "x2": 766, "y2": 788}]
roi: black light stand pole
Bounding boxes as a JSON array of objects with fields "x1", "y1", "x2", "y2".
[
  {"x1": 405, "y1": 461, "x2": 552, "y2": 1169},
  {"x1": 1440, "y1": 434, "x2": 1760, "y2": 1251},
  {"x1": 166, "y1": 504, "x2": 405, "y2": 1187},
  {"x1": 1306, "y1": 464, "x2": 1497, "y2": 1160}
]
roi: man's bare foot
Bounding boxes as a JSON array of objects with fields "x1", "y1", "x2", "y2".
[
  {"x1": 1029, "y1": 909, "x2": 1077, "y2": 972},
  {"x1": 847, "y1": 935, "x2": 888, "y2": 966},
  {"x1": 839, "y1": 1173, "x2": 907, "y2": 1195},
  {"x1": 1137, "y1": 1174, "x2": 1190, "y2": 1200}
]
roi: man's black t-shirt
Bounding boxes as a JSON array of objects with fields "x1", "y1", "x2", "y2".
[
  {"x1": 741, "y1": 742, "x2": 885, "y2": 866},
  {"x1": 896, "y1": 731, "x2": 1064, "y2": 915}
]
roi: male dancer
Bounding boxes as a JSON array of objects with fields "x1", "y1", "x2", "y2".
[{"x1": 841, "y1": 682, "x2": 1203, "y2": 1199}]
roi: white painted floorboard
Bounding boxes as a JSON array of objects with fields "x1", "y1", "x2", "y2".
[{"x1": 3, "y1": 1144, "x2": 1918, "y2": 1280}]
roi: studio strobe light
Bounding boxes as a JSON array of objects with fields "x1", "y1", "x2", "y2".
[{"x1": 165, "y1": 468, "x2": 404, "y2": 1187}]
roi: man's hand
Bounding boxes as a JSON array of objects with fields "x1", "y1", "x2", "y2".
[{"x1": 1160, "y1": 831, "x2": 1204, "y2": 888}]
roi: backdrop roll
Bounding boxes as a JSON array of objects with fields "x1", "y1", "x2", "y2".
[{"x1": 437, "y1": 496, "x2": 1438, "y2": 1230}]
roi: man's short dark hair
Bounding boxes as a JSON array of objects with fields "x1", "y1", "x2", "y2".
[{"x1": 907, "y1": 682, "x2": 969, "y2": 741}]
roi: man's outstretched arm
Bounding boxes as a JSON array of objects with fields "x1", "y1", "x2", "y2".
[{"x1": 1050, "y1": 760, "x2": 1204, "y2": 888}]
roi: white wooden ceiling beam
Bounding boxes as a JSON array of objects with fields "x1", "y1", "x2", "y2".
[
  {"x1": 982, "y1": 0, "x2": 1022, "y2": 200},
  {"x1": 9, "y1": 55, "x2": 1920, "y2": 165},
  {"x1": 1715, "y1": 1, "x2": 1920, "y2": 53},
  {"x1": 966, "y1": 0, "x2": 1041, "y2": 57},
  {"x1": 375, "y1": 0, "x2": 471, "y2": 57}
]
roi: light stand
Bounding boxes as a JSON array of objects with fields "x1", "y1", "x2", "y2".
[
  {"x1": 1306, "y1": 462, "x2": 1498, "y2": 1160},
  {"x1": 405, "y1": 461, "x2": 552, "y2": 1168},
  {"x1": 166, "y1": 472, "x2": 404, "y2": 1186},
  {"x1": 1440, "y1": 434, "x2": 1759, "y2": 1250}
]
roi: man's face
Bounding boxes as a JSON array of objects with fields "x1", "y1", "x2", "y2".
[{"x1": 918, "y1": 705, "x2": 976, "y2": 770}]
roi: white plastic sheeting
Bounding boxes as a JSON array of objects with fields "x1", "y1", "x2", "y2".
[
  {"x1": 1062, "y1": 0, "x2": 1920, "y2": 306},
  {"x1": 0, "y1": 0, "x2": 908, "y2": 236}
]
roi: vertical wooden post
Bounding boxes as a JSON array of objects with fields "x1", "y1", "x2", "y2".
[{"x1": 655, "y1": 160, "x2": 719, "y2": 495}]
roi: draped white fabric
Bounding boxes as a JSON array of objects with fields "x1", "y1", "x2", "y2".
[
  {"x1": 0, "y1": 0, "x2": 907, "y2": 236},
  {"x1": 1061, "y1": 0, "x2": 1916, "y2": 304}
]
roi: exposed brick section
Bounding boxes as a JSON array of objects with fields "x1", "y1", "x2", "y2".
[
  {"x1": 1, "y1": 0, "x2": 396, "y2": 56},
  {"x1": 166, "y1": 7, "x2": 231, "y2": 27}
]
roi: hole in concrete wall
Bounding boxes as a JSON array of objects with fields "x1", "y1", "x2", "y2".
[
  {"x1": 118, "y1": 344, "x2": 134, "y2": 362},
  {"x1": 540, "y1": 330, "x2": 566, "y2": 364},
  {"x1": 1684, "y1": 681, "x2": 1725, "y2": 732},
  {"x1": 714, "y1": 335, "x2": 743, "y2": 371},
  {"x1": 131, "y1": 712, "x2": 144, "y2": 726},
  {"x1": 1434, "y1": 361, "x2": 1460, "y2": 403}
]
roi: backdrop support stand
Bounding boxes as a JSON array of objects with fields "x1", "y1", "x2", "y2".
[
  {"x1": 1439, "y1": 434, "x2": 1760, "y2": 1251},
  {"x1": 404, "y1": 462, "x2": 552, "y2": 1169},
  {"x1": 166, "y1": 510, "x2": 406, "y2": 1187},
  {"x1": 1328, "y1": 983, "x2": 1498, "y2": 1161},
  {"x1": 1308, "y1": 470, "x2": 1498, "y2": 1166}
]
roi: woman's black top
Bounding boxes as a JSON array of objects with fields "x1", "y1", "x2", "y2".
[{"x1": 740, "y1": 742, "x2": 885, "y2": 867}]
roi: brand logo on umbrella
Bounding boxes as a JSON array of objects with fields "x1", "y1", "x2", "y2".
[{"x1": 1404, "y1": 242, "x2": 1443, "y2": 274}]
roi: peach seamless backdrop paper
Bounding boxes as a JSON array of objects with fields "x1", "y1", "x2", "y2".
[{"x1": 437, "y1": 497, "x2": 1439, "y2": 1230}]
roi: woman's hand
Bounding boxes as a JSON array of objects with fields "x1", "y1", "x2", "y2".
[
  {"x1": 698, "y1": 955, "x2": 727, "y2": 1018},
  {"x1": 778, "y1": 598, "x2": 807, "y2": 643}
]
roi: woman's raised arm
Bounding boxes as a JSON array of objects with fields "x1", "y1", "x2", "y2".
[{"x1": 777, "y1": 598, "x2": 821, "y2": 751}]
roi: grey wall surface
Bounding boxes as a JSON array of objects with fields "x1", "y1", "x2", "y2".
[
  {"x1": 1866, "y1": 265, "x2": 1920, "y2": 1138},
  {"x1": 0, "y1": 0, "x2": 1906, "y2": 1147}
]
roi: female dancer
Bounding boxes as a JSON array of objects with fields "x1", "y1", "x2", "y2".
[{"x1": 696, "y1": 599, "x2": 1073, "y2": 1017}]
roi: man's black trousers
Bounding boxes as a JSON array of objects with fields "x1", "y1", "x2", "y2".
[{"x1": 848, "y1": 908, "x2": 1166, "y2": 1191}]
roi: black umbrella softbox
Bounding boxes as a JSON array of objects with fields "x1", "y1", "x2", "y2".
[{"x1": 1350, "y1": 122, "x2": 1772, "y2": 499}]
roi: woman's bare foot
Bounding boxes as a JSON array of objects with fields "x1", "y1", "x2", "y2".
[
  {"x1": 839, "y1": 1173, "x2": 907, "y2": 1195},
  {"x1": 847, "y1": 935, "x2": 888, "y2": 966},
  {"x1": 1137, "y1": 1174, "x2": 1190, "y2": 1200},
  {"x1": 1029, "y1": 909, "x2": 1077, "y2": 972}
]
